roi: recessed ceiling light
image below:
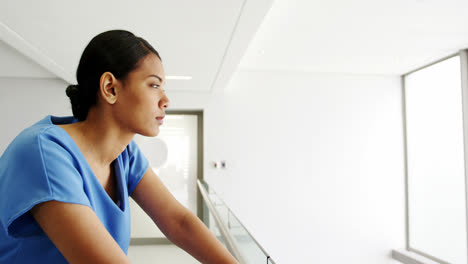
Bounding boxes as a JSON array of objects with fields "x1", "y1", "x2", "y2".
[{"x1": 166, "y1": 76, "x2": 192, "y2": 80}]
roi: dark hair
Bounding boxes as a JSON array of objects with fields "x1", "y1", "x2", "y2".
[{"x1": 66, "y1": 30, "x2": 161, "y2": 121}]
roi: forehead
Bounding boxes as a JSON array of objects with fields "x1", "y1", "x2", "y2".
[{"x1": 130, "y1": 53, "x2": 165, "y2": 81}]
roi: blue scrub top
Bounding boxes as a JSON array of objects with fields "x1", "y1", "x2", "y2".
[{"x1": 0, "y1": 116, "x2": 149, "y2": 263}]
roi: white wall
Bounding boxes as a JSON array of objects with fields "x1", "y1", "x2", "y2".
[
  {"x1": 0, "y1": 77, "x2": 71, "y2": 154},
  {"x1": 204, "y1": 70, "x2": 406, "y2": 264}
]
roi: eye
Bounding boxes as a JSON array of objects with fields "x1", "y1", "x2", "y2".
[{"x1": 151, "y1": 84, "x2": 160, "y2": 89}]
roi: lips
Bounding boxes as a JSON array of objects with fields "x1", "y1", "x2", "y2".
[{"x1": 156, "y1": 115, "x2": 165, "y2": 124}]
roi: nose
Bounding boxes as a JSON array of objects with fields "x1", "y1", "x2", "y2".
[{"x1": 160, "y1": 94, "x2": 170, "y2": 109}]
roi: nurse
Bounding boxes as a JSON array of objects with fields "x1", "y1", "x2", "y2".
[{"x1": 0, "y1": 30, "x2": 238, "y2": 264}]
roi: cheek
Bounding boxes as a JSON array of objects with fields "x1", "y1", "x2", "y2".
[
  {"x1": 114, "y1": 93, "x2": 141, "y2": 121},
  {"x1": 145, "y1": 92, "x2": 162, "y2": 110},
  {"x1": 133, "y1": 94, "x2": 159, "y2": 120}
]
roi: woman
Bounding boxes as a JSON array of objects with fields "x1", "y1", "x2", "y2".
[{"x1": 0, "y1": 30, "x2": 238, "y2": 264}]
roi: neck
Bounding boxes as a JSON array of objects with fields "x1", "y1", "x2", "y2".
[{"x1": 68, "y1": 109, "x2": 134, "y2": 167}]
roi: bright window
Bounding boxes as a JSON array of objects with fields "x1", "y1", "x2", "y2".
[{"x1": 404, "y1": 55, "x2": 467, "y2": 264}]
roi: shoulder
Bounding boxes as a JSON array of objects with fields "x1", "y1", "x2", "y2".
[
  {"x1": 121, "y1": 140, "x2": 149, "y2": 193},
  {"x1": 119, "y1": 140, "x2": 143, "y2": 162},
  {"x1": 0, "y1": 116, "x2": 78, "y2": 171},
  {"x1": 126, "y1": 140, "x2": 141, "y2": 155}
]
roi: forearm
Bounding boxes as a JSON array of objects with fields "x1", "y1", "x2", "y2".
[{"x1": 170, "y1": 211, "x2": 239, "y2": 264}]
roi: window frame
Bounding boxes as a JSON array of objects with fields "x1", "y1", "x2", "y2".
[{"x1": 398, "y1": 50, "x2": 468, "y2": 264}]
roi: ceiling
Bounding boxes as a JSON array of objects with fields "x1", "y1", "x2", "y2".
[
  {"x1": 240, "y1": 0, "x2": 468, "y2": 75},
  {"x1": 0, "y1": 0, "x2": 272, "y2": 93},
  {"x1": 1, "y1": 0, "x2": 468, "y2": 95}
]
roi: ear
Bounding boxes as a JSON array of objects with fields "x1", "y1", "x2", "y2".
[{"x1": 99, "y1": 72, "x2": 120, "y2": 104}]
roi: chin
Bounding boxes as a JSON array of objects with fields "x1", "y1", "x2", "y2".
[
  {"x1": 136, "y1": 126, "x2": 159, "y2": 137},
  {"x1": 148, "y1": 127, "x2": 160, "y2": 137}
]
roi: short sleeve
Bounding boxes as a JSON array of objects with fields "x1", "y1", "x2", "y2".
[
  {"x1": 126, "y1": 140, "x2": 149, "y2": 195},
  {"x1": 0, "y1": 128, "x2": 91, "y2": 238}
]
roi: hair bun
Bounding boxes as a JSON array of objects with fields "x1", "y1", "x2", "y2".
[
  {"x1": 66, "y1": 84, "x2": 87, "y2": 121},
  {"x1": 66, "y1": 84, "x2": 80, "y2": 99}
]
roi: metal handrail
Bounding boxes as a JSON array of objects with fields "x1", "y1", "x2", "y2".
[
  {"x1": 197, "y1": 179, "x2": 276, "y2": 264},
  {"x1": 197, "y1": 180, "x2": 247, "y2": 264}
]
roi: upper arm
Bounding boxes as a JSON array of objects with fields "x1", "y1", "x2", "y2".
[
  {"x1": 130, "y1": 168, "x2": 188, "y2": 239},
  {"x1": 31, "y1": 201, "x2": 130, "y2": 264}
]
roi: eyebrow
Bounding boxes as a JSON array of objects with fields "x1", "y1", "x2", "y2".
[{"x1": 148, "y1": 74, "x2": 163, "y2": 83}]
